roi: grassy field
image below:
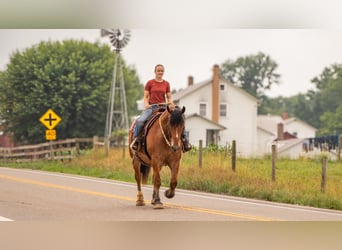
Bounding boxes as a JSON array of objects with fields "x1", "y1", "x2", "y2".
[{"x1": 2, "y1": 147, "x2": 342, "y2": 210}]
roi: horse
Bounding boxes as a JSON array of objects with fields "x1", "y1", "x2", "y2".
[{"x1": 128, "y1": 105, "x2": 186, "y2": 209}]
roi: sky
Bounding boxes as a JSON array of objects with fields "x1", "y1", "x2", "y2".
[{"x1": 1, "y1": 29, "x2": 342, "y2": 98}]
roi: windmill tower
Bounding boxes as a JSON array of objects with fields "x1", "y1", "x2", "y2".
[{"x1": 101, "y1": 29, "x2": 130, "y2": 147}]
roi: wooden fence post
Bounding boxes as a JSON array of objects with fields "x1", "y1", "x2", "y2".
[
  {"x1": 49, "y1": 141, "x2": 54, "y2": 160},
  {"x1": 232, "y1": 140, "x2": 236, "y2": 172},
  {"x1": 104, "y1": 137, "x2": 109, "y2": 156},
  {"x1": 75, "y1": 141, "x2": 80, "y2": 155},
  {"x1": 224, "y1": 142, "x2": 229, "y2": 159},
  {"x1": 122, "y1": 139, "x2": 126, "y2": 159},
  {"x1": 321, "y1": 156, "x2": 327, "y2": 193},
  {"x1": 338, "y1": 135, "x2": 342, "y2": 161},
  {"x1": 93, "y1": 136, "x2": 99, "y2": 150},
  {"x1": 272, "y1": 144, "x2": 277, "y2": 181},
  {"x1": 198, "y1": 140, "x2": 203, "y2": 168}
]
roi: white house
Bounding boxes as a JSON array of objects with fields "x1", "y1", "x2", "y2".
[
  {"x1": 257, "y1": 113, "x2": 317, "y2": 158},
  {"x1": 173, "y1": 65, "x2": 259, "y2": 157}
]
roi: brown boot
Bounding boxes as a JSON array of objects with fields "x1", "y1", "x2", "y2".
[
  {"x1": 182, "y1": 137, "x2": 192, "y2": 152},
  {"x1": 130, "y1": 136, "x2": 141, "y2": 151}
]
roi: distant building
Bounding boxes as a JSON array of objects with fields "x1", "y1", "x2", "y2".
[
  {"x1": 257, "y1": 114, "x2": 317, "y2": 158},
  {"x1": 0, "y1": 119, "x2": 14, "y2": 147}
]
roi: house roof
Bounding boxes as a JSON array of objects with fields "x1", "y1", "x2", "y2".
[
  {"x1": 172, "y1": 78, "x2": 211, "y2": 101},
  {"x1": 186, "y1": 113, "x2": 227, "y2": 130},
  {"x1": 257, "y1": 125, "x2": 275, "y2": 136},
  {"x1": 275, "y1": 138, "x2": 306, "y2": 153},
  {"x1": 257, "y1": 115, "x2": 282, "y2": 135},
  {"x1": 257, "y1": 114, "x2": 317, "y2": 135},
  {"x1": 282, "y1": 117, "x2": 317, "y2": 131},
  {"x1": 173, "y1": 77, "x2": 260, "y2": 104}
]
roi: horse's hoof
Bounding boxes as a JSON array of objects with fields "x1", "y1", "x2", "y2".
[
  {"x1": 136, "y1": 200, "x2": 145, "y2": 206},
  {"x1": 164, "y1": 189, "x2": 175, "y2": 199},
  {"x1": 151, "y1": 199, "x2": 164, "y2": 209},
  {"x1": 136, "y1": 192, "x2": 145, "y2": 206},
  {"x1": 152, "y1": 202, "x2": 164, "y2": 209}
]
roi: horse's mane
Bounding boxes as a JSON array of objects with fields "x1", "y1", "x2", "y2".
[{"x1": 169, "y1": 106, "x2": 185, "y2": 127}]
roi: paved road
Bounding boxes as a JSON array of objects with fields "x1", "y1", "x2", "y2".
[{"x1": 1, "y1": 167, "x2": 342, "y2": 221}]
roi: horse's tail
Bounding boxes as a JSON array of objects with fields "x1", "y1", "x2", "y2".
[{"x1": 141, "y1": 164, "x2": 151, "y2": 184}]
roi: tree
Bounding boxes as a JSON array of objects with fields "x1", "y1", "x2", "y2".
[
  {"x1": 0, "y1": 40, "x2": 143, "y2": 144},
  {"x1": 220, "y1": 52, "x2": 281, "y2": 100},
  {"x1": 310, "y1": 64, "x2": 342, "y2": 135}
]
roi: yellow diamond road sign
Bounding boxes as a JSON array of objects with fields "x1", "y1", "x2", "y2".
[{"x1": 39, "y1": 109, "x2": 61, "y2": 130}]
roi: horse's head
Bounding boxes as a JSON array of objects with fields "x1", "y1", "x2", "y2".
[{"x1": 167, "y1": 105, "x2": 186, "y2": 152}]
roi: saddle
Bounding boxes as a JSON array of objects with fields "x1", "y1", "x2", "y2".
[
  {"x1": 130, "y1": 107, "x2": 166, "y2": 157},
  {"x1": 142, "y1": 107, "x2": 165, "y2": 139}
]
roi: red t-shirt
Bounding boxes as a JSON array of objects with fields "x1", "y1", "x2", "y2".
[{"x1": 145, "y1": 79, "x2": 170, "y2": 104}]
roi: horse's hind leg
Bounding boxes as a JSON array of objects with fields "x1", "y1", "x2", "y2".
[{"x1": 133, "y1": 157, "x2": 145, "y2": 206}]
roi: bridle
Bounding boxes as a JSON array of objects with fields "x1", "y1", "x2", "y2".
[
  {"x1": 159, "y1": 112, "x2": 172, "y2": 148},
  {"x1": 158, "y1": 109, "x2": 184, "y2": 152}
]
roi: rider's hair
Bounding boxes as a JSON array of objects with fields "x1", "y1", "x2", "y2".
[{"x1": 154, "y1": 64, "x2": 164, "y2": 72}]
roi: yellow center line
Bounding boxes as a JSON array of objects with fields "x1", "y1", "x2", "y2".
[
  {"x1": 165, "y1": 203, "x2": 275, "y2": 221},
  {"x1": 0, "y1": 174, "x2": 135, "y2": 202},
  {"x1": 0, "y1": 174, "x2": 275, "y2": 221}
]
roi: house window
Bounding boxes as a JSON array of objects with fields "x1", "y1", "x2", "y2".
[
  {"x1": 220, "y1": 103, "x2": 227, "y2": 117},
  {"x1": 199, "y1": 103, "x2": 207, "y2": 116},
  {"x1": 220, "y1": 84, "x2": 225, "y2": 91}
]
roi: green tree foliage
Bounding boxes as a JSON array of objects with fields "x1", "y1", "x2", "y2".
[
  {"x1": 311, "y1": 64, "x2": 342, "y2": 135},
  {"x1": 220, "y1": 52, "x2": 281, "y2": 99},
  {"x1": 259, "y1": 94, "x2": 315, "y2": 127},
  {"x1": 0, "y1": 40, "x2": 143, "y2": 144},
  {"x1": 259, "y1": 64, "x2": 342, "y2": 136}
]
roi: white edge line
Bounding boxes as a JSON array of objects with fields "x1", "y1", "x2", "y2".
[{"x1": 0, "y1": 216, "x2": 13, "y2": 221}]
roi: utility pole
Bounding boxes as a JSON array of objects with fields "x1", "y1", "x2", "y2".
[{"x1": 101, "y1": 29, "x2": 130, "y2": 152}]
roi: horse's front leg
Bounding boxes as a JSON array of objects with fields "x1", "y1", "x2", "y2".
[
  {"x1": 151, "y1": 165, "x2": 163, "y2": 209},
  {"x1": 165, "y1": 162, "x2": 179, "y2": 199},
  {"x1": 133, "y1": 157, "x2": 145, "y2": 206}
]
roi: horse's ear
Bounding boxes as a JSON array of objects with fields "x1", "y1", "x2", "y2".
[
  {"x1": 181, "y1": 106, "x2": 186, "y2": 113},
  {"x1": 167, "y1": 104, "x2": 171, "y2": 113}
]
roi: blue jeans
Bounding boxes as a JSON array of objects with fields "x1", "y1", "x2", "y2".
[{"x1": 133, "y1": 105, "x2": 160, "y2": 138}]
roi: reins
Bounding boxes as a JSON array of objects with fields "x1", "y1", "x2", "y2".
[{"x1": 159, "y1": 112, "x2": 172, "y2": 148}]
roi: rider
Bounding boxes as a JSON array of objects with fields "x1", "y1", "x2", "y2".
[{"x1": 130, "y1": 64, "x2": 192, "y2": 152}]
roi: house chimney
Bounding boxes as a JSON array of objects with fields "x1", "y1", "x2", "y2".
[
  {"x1": 212, "y1": 64, "x2": 220, "y2": 123},
  {"x1": 282, "y1": 112, "x2": 289, "y2": 120},
  {"x1": 188, "y1": 75, "x2": 194, "y2": 86},
  {"x1": 277, "y1": 123, "x2": 284, "y2": 140}
]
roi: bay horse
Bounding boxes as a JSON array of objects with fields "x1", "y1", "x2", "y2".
[{"x1": 128, "y1": 105, "x2": 186, "y2": 209}]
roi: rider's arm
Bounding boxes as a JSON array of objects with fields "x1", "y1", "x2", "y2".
[
  {"x1": 166, "y1": 92, "x2": 175, "y2": 108},
  {"x1": 144, "y1": 90, "x2": 150, "y2": 109}
]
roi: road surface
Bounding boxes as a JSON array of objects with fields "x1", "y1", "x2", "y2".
[{"x1": 1, "y1": 167, "x2": 342, "y2": 221}]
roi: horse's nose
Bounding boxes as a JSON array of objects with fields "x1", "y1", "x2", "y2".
[{"x1": 171, "y1": 145, "x2": 181, "y2": 152}]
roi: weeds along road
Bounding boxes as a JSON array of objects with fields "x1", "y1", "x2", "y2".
[{"x1": 1, "y1": 167, "x2": 342, "y2": 221}]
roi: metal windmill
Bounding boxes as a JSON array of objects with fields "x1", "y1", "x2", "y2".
[{"x1": 101, "y1": 29, "x2": 131, "y2": 143}]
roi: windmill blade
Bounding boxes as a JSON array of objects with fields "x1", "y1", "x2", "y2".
[{"x1": 100, "y1": 29, "x2": 114, "y2": 37}]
